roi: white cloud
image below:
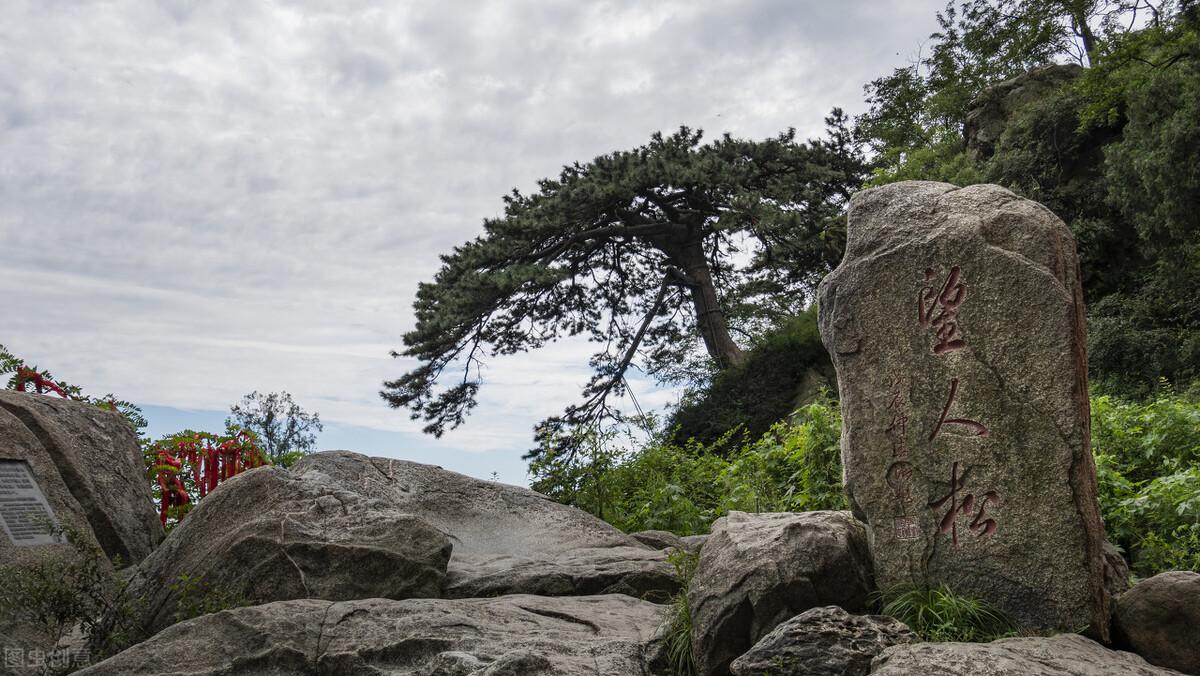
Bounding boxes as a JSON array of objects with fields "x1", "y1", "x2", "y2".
[{"x1": 0, "y1": 0, "x2": 946, "y2": 467}]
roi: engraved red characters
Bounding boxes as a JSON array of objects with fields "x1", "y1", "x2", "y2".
[
  {"x1": 927, "y1": 461, "x2": 1001, "y2": 546},
  {"x1": 929, "y1": 377, "x2": 989, "y2": 441},
  {"x1": 918, "y1": 265, "x2": 968, "y2": 354},
  {"x1": 916, "y1": 265, "x2": 1001, "y2": 547}
]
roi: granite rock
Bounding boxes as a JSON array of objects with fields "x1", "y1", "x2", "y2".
[
  {"x1": 817, "y1": 181, "x2": 1110, "y2": 638},
  {"x1": 687, "y1": 511, "x2": 874, "y2": 676},
  {"x1": 871, "y1": 633, "x2": 1182, "y2": 675},
  {"x1": 730, "y1": 605, "x2": 916, "y2": 676},
  {"x1": 0, "y1": 391, "x2": 162, "y2": 565},
  {"x1": 126, "y1": 464, "x2": 451, "y2": 635},
  {"x1": 291, "y1": 451, "x2": 679, "y2": 601},
  {"x1": 78, "y1": 594, "x2": 668, "y2": 675},
  {"x1": 1114, "y1": 571, "x2": 1200, "y2": 675}
]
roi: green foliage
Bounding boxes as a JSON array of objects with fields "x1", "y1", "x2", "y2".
[
  {"x1": 858, "y1": 2, "x2": 1199, "y2": 396},
  {"x1": 170, "y1": 573, "x2": 252, "y2": 624},
  {"x1": 663, "y1": 548, "x2": 700, "y2": 676},
  {"x1": 668, "y1": 310, "x2": 833, "y2": 447},
  {"x1": 1092, "y1": 385, "x2": 1200, "y2": 576},
  {"x1": 878, "y1": 584, "x2": 1018, "y2": 642},
  {"x1": 0, "y1": 525, "x2": 142, "y2": 672},
  {"x1": 1133, "y1": 526, "x2": 1200, "y2": 574},
  {"x1": 857, "y1": 0, "x2": 1099, "y2": 177},
  {"x1": 226, "y1": 390, "x2": 322, "y2": 467},
  {"x1": 0, "y1": 343, "x2": 148, "y2": 435},
  {"x1": 383, "y1": 119, "x2": 867, "y2": 463},
  {"x1": 531, "y1": 395, "x2": 846, "y2": 535},
  {"x1": 869, "y1": 137, "x2": 985, "y2": 187}
]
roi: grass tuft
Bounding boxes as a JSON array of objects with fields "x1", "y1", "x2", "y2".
[
  {"x1": 877, "y1": 584, "x2": 1018, "y2": 643},
  {"x1": 663, "y1": 547, "x2": 700, "y2": 675}
]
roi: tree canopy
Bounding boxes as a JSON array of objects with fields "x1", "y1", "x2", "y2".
[
  {"x1": 383, "y1": 116, "x2": 867, "y2": 460},
  {"x1": 857, "y1": 0, "x2": 1170, "y2": 176},
  {"x1": 855, "y1": 0, "x2": 1199, "y2": 395},
  {"x1": 226, "y1": 391, "x2": 323, "y2": 467}
]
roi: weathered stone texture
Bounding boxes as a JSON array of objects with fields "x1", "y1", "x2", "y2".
[
  {"x1": 1114, "y1": 571, "x2": 1200, "y2": 675},
  {"x1": 871, "y1": 633, "x2": 1183, "y2": 675},
  {"x1": 729, "y1": 605, "x2": 916, "y2": 676},
  {"x1": 78, "y1": 594, "x2": 667, "y2": 675},
  {"x1": 126, "y1": 464, "x2": 452, "y2": 635},
  {"x1": 291, "y1": 451, "x2": 678, "y2": 601},
  {"x1": 817, "y1": 182, "x2": 1108, "y2": 637},
  {"x1": 687, "y1": 511, "x2": 874, "y2": 676},
  {"x1": 0, "y1": 391, "x2": 162, "y2": 565},
  {"x1": 0, "y1": 392, "x2": 164, "y2": 675},
  {"x1": 629, "y1": 529, "x2": 685, "y2": 551},
  {"x1": 964, "y1": 63, "x2": 1083, "y2": 160}
]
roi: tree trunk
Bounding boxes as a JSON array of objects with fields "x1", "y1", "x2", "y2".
[
  {"x1": 677, "y1": 239, "x2": 745, "y2": 369},
  {"x1": 1065, "y1": 1, "x2": 1098, "y2": 66}
]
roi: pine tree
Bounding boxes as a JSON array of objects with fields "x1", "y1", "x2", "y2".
[{"x1": 382, "y1": 116, "x2": 867, "y2": 460}]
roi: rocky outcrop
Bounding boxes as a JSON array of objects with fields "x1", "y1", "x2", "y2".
[
  {"x1": 291, "y1": 452, "x2": 679, "y2": 601},
  {"x1": 687, "y1": 511, "x2": 873, "y2": 676},
  {"x1": 630, "y1": 529, "x2": 685, "y2": 551},
  {"x1": 730, "y1": 605, "x2": 915, "y2": 676},
  {"x1": 817, "y1": 181, "x2": 1110, "y2": 639},
  {"x1": 964, "y1": 63, "x2": 1082, "y2": 160},
  {"x1": 126, "y1": 464, "x2": 452, "y2": 635},
  {"x1": 1114, "y1": 571, "x2": 1200, "y2": 675},
  {"x1": 77, "y1": 594, "x2": 668, "y2": 675},
  {"x1": 0, "y1": 391, "x2": 162, "y2": 565},
  {"x1": 871, "y1": 633, "x2": 1181, "y2": 675}
]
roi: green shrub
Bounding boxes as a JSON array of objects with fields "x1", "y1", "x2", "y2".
[
  {"x1": 667, "y1": 310, "x2": 834, "y2": 448},
  {"x1": 0, "y1": 525, "x2": 142, "y2": 673},
  {"x1": 531, "y1": 394, "x2": 846, "y2": 535},
  {"x1": 878, "y1": 584, "x2": 1017, "y2": 642},
  {"x1": 1092, "y1": 385, "x2": 1200, "y2": 576}
]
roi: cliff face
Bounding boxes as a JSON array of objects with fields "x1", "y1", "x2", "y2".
[{"x1": 964, "y1": 63, "x2": 1085, "y2": 161}]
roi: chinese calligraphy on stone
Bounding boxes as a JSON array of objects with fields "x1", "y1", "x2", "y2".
[
  {"x1": 927, "y1": 461, "x2": 1001, "y2": 546},
  {"x1": 919, "y1": 265, "x2": 968, "y2": 355}
]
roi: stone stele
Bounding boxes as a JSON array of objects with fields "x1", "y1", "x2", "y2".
[{"x1": 817, "y1": 181, "x2": 1109, "y2": 639}]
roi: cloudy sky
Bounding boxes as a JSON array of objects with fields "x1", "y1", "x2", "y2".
[{"x1": 1, "y1": 0, "x2": 946, "y2": 484}]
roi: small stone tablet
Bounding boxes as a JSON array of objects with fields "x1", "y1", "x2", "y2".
[{"x1": 0, "y1": 459, "x2": 63, "y2": 546}]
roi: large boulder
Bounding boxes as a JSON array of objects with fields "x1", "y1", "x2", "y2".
[
  {"x1": 1113, "y1": 571, "x2": 1200, "y2": 675},
  {"x1": 291, "y1": 451, "x2": 679, "y2": 601},
  {"x1": 870, "y1": 633, "x2": 1181, "y2": 675},
  {"x1": 730, "y1": 605, "x2": 916, "y2": 676},
  {"x1": 688, "y1": 511, "x2": 874, "y2": 676},
  {"x1": 0, "y1": 392, "x2": 164, "y2": 673},
  {"x1": 817, "y1": 182, "x2": 1110, "y2": 638},
  {"x1": 0, "y1": 391, "x2": 162, "y2": 565},
  {"x1": 126, "y1": 464, "x2": 452, "y2": 635},
  {"x1": 964, "y1": 63, "x2": 1082, "y2": 160},
  {"x1": 78, "y1": 594, "x2": 668, "y2": 675}
]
